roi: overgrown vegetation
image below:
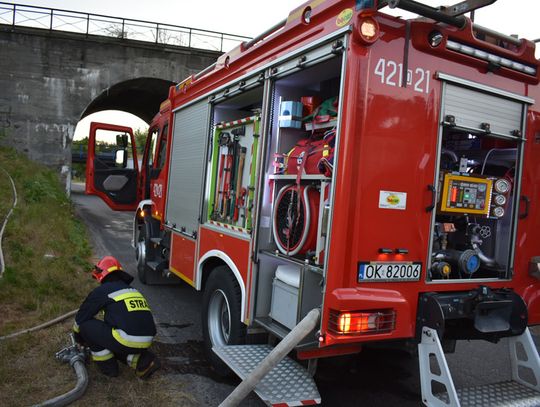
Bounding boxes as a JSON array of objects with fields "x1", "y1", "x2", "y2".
[
  {"x1": 0, "y1": 147, "x2": 93, "y2": 331},
  {"x1": 0, "y1": 147, "x2": 189, "y2": 406},
  {"x1": 71, "y1": 136, "x2": 88, "y2": 182},
  {"x1": 0, "y1": 147, "x2": 93, "y2": 404}
]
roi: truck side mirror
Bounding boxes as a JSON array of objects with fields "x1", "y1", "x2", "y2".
[{"x1": 116, "y1": 134, "x2": 128, "y2": 148}]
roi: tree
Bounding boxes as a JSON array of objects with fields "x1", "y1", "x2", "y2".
[
  {"x1": 134, "y1": 128, "x2": 148, "y2": 155},
  {"x1": 71, "y1": 136, "x2": 89, "y2": 152}
]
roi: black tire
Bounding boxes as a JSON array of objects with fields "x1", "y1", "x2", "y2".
[{"x1": 202, "y1": 266, "x2": 246, "y2": 375}]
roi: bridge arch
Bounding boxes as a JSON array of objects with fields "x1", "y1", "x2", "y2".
[
  {"x1": 0, "y1": 25, "x2": 220, "y2": 189},
  {"x1": 81, "y1": 77, "x2": 174, "y2": 123}
]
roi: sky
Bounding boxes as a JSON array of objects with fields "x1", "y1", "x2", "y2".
[{"x1": 9, "y1": 0, "x2": 539, "y2": 137}]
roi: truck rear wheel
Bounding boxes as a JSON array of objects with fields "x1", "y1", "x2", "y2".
[{"x1": 202, "y1": 266, "x2": 246, "y2": 375}]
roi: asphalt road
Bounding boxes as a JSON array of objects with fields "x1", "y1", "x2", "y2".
[
  {"x1": 71, "y1": 184, "x2": 539, "y2": 407},
  {"x1": 71, "y1": 184, "x2": 259, "y2": 406}
]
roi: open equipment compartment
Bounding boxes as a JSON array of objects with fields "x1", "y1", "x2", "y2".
[
  {"x1": 254, "y1": 53, "x2": 343, "y2": 335},
  {"x1": 205, "y1": 86, "x2": 264, "y2": 232},
  {"x1": 428, "y1": 76, "x2": 529, "y2": 281}
]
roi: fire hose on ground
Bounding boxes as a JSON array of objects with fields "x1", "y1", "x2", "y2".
[
  {"x1": 0, "y1": 311, "x2": 89, "y2": 406},
  {"x1": 0, "y1": 168, "x2": 88, "y2": 405},
  {"x1": 34, "y1": 334, "x2": 89, "y2": 407},
  {"x1": 0, "y1": 311, "x2": 86, "y2": 407},
  {"x1": 0, "y1": 310, "x2": 77, "y2": 341},
  {"x1": 219, "y1": 308, "x2": 321, "y2": 407},
  {"x1": 0, "y1": 167, "x2": 17, "y2": 278}
]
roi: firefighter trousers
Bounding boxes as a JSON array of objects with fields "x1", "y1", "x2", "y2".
[{"x1": 79, "y1": 318, "x2": 151, "y2": 369}]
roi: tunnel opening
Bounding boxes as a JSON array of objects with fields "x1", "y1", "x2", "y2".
[
  {"x1": 80, "y1": 77, "x2": 174, "y2": 123},
  {"x1": 72, "y1": 77, "x2": 173, "y2": 183},
  {"x1": 72, "y1": 110, "x2": 148, "y2": 183}
]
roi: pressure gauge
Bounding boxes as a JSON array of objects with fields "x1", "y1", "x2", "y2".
[
  {"x1": 494, "y1": 178, "x2": 511, "y2": 194},
  {"x1": 494, "y1": 194, "x2": 506, "y2": 206},
  {"x1": 493, "y1": 206, "x2": 505, "y2": 218}
]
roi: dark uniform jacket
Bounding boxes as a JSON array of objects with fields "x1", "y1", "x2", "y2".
[{"x1": 75, "y1": 280, "x2": 156, "y2": 338}]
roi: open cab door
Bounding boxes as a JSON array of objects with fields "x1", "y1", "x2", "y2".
[{"x1": 85, "y1": 122, "x2": 139, "y2": 211}]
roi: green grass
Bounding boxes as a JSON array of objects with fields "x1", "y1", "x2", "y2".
[
  {"x1": 0, "y1": 146, "x2": 96, "y2": 405},
  {"x1": 0, "y1": 147, "x2": 95, "y2": 333},
  {"x1": 0, "y1": 320, "x2": 188, "y2": 406},
  {"x1": 0, "y1": 147, "x2": 191, "y2": 406}
]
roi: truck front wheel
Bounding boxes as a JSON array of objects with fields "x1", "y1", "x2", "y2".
[{"x1": 202, "y1": 266, "x2": 246, "y2": 375}]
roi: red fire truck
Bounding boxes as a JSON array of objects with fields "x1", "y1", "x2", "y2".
[{"x1": 85, "y1": 0, "x2": 540, "y2": 405}]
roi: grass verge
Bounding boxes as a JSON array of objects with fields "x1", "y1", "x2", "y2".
[
  {"x1": 0, "y1": 147, "x2": 93, "y2": 333},
  {"x1": 0, "y1": 147, "x2": 192, "y2": 406}
]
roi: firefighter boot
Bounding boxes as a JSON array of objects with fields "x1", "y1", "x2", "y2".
[
  {"x1": 136, "y1": 350, "x2": 160, "y2": 379},
  {"x1": 96, "y1": 358, "x2": 119, "y2": 377}
]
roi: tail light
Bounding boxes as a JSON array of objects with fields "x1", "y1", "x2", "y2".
[{"x1": 328, "y1": 309, "x2": 396, "y2": 335}]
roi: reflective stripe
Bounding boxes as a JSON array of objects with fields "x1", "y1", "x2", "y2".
[
  {"x1": 108, "y1": 288, "x2": 139, "y2": 301},
  {"x1": 115, "y1": 292, "x2": 146, "y2": 303},
  {"x1": 73, "y1": 322, "x2": 80, "y2": 333},
  {"x1": 107, "y1": 266, "x2": 121, "y2": 272},
  {"x1": 112, "y1": 328, "x2": 153, "y2": 349},
  {"x1": 91, "y1": 349, "x2": 114, "y2": 361},
  {"x1": 127, "y1": 353, "x2": 140, "y2": 369}
]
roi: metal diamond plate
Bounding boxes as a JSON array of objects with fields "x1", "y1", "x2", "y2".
[
  {"x1": 214, "y1": 344, "x2": 321, "y2": 406},
  {"x1": 437, "y1": 381, "x2": 540, "y2": 407}
]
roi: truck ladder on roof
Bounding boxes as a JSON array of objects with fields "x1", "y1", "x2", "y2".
[{"x1": 419, "y1": 326, "x2": 540, "y2": 407}]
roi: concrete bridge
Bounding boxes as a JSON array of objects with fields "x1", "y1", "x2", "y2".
[{"x1": 0, "y1": 3, "x2": 248, "y2": 188}]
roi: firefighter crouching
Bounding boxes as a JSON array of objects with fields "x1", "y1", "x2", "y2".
[{"x1": 72, "y1": 256, "x2": 160, "y2": 378}]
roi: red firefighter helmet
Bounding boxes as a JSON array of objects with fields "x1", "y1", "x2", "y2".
[{"x1": 92, "y1": 256, "x2": 124, "y2": 283}]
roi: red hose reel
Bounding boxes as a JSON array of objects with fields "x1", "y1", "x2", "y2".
[{"x1": 272, "y1": 184, "x2": 319, "y2": 256}]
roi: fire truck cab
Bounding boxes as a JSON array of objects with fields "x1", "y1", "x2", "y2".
[{"x1": 85, "y1": 0, "x2": 540, "y2": 405}]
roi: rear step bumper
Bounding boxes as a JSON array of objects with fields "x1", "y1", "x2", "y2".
[
  {"x1": 419, "y1": 326, "x2": 540, "y2": 406},
  {"x1": 214, "y1": 344, "x2": 321, "y2": 406},
  {"x1": 439, "y1": 381, "x2": 540, "y2": 407}
]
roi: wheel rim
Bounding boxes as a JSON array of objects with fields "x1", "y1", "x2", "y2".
[
  {"x1": 208, "y1": 289, "x2": 232, "y2": 346},
  {"x1": 136, "y1": 240, "x2": 146, "y2": 271},
  {"x1": 135, "y1": 227, "x2": 146, "y2": 272}
]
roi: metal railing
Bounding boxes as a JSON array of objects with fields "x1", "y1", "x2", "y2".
[{"x1": 0, "y1": 2, "x2": 251, "y2": 52}]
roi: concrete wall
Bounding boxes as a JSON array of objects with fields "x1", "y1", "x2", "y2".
[{"x1": 0, "y1": 26, "x2": 220, "y2": 188}]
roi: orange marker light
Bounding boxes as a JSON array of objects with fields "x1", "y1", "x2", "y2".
[
  {"x1": 356, "y1": 17, "x2": 379, "y2": 44},
  {"x1": 360, "y1": 20, "x2": 377, "y2": 39},
  {"x1": 338, "y1": 313, "x2": 351, "y2": 333}
]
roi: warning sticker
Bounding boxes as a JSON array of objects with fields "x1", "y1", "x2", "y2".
[
  {"x1": 336, "y1": 8, "x2": 353, "y2": 27},
  {"x1": 379, "y1": 191, "x2": 407, "y2": 210}
]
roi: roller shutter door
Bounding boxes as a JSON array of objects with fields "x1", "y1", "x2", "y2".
[{"x1": 165, "y1": 101, "x2": 210, "y2": 236}]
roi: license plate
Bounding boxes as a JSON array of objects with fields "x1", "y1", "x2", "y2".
[{"x1": 358, "y1": 262, "x2": 422, "y2": 282}]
